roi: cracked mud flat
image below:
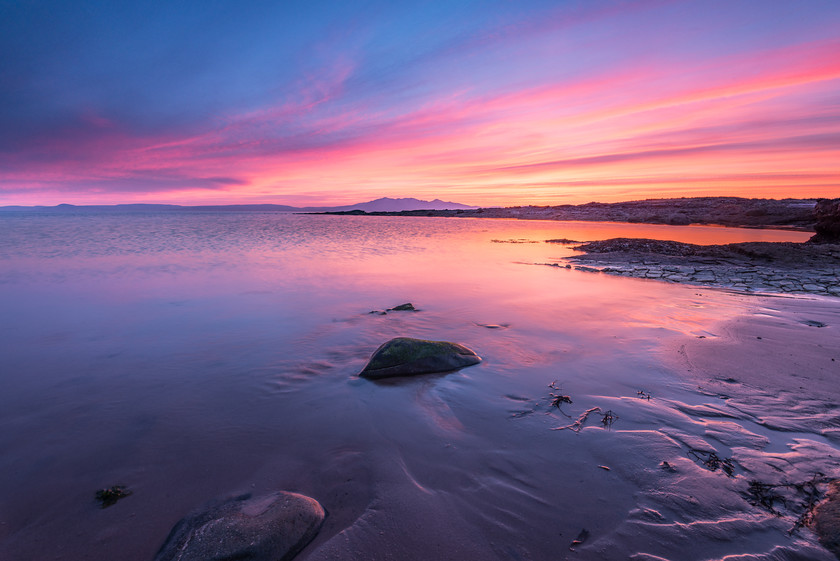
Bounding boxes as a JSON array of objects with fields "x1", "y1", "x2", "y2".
[{"x1": 560, "y1": 238, "x2": 840, "y2": 297}]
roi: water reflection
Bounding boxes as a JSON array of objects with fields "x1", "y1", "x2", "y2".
[{"x1": 0, "y1": 213, "x2": 826, "y2": 561}]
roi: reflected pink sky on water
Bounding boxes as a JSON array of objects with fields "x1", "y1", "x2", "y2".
[{"x1": 0, "y1": 213, "x2": 833, "y2": 561}]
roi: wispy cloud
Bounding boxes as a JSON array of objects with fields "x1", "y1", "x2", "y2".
[{"x1": 1, "y1": 1, "x2": 838, "y2": 205}]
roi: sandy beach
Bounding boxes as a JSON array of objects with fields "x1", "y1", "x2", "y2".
[{"x1": 665, "y1": 293, "x2": 840, "y2": 558}]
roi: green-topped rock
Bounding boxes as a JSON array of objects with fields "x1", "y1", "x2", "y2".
[{"x1": 359, "y1": 337, "x2": 481, "y2": 379}]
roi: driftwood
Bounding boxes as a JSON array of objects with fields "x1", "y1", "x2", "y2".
[{"x1": 553, "y1": 407, "x2": 602, "y2": 432}]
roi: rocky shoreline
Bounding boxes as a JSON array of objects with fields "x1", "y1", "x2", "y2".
[
  {"x1": 316, "y1": 196, "x2": 818, "y2": 230},
  {"x1": 558, "y1": 238, "x2": 840, "y2": 297},
  {"x1": 317, "y1": 196, "x2": 840, "y2": 297}
]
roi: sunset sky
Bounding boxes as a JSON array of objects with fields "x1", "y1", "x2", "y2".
[{"x1": 2, "y1": 0, "x2": 839, "y2": 207}]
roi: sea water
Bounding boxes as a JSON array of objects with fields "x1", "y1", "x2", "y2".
[{"x1": 0, "y1": 211, "x2": 832, "y2": 560}]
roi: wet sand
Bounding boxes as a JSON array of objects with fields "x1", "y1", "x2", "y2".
[
  {"x1": 296, "y1": 291, "x2": 840, "y2": 561},
  {"x1": 670, "y1": 293, "x2": 840, "y2": 445},
  {"x1": 664, "y1": 293, "x2": 840, "y2": 559}
]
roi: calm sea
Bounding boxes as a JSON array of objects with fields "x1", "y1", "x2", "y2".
[{"x1": 0, "y1": 211, "x2": 828, "y2": 560}]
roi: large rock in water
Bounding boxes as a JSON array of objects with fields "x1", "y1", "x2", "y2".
[
  {"x1": 154, "y1": 492, "x2": 325, "y2": 561},
  {"x1": 359, "y1": 337, "x2": 481, "y2": 379},
  {"x1": 809, "y1": 198, "x2": 840, "y2": 244}
]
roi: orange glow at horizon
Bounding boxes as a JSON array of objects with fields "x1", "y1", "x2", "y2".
[{"x1": 2, "y1": 18, "x2": 839, "y2": 207}]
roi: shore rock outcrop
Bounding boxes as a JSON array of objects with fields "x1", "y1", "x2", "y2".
[
  {"x1": 809, "y1": 199, "x2": 840, "y2": 244},
  {"x1": 813, "y1": 480, "x2": 840, "y2": 559},
  {"x1": 359, "y1": 337, "x2": 481, "y2": 379},
  {"x1": 154, "y1": 492, "x2": 325, "y2": 561},
  {"x1": 562, "y1": 238, "x2": 840, "y2": 297}
]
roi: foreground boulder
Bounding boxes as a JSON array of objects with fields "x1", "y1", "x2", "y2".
[
  {"x1": 155, "y1": 492, "x2": 325, "y2": 561},
  {"x1": 359, "y1": 337, "x2": 481, "y2": 379},
  {"x1": 809, "y1": 198, "x2": 840, "y2": 244}
]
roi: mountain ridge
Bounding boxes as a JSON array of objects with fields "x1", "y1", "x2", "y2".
[{"x1": 0, "y1": 197, "x2": 477, "y2": 213}]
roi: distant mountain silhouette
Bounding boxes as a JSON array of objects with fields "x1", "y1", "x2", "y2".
[
  {"x1": 0, "y1": 197, "x2": 477, "y2": 213},
  {"x1": 336, "y1": 197, "x2": 476, "y2": 212}
]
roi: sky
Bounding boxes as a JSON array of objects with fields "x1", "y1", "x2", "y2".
[{"x1": 1, "y1": 0, "x2": 839, "y2": 207}]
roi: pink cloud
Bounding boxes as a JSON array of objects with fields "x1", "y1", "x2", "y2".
[{"x1": 3, "y1": 34, "x2": 839, "y2": 206}]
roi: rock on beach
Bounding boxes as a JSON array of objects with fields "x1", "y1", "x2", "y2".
[
  {"x1": 810, "y1": 198, "x2": 840, "y2": 244},
  {"x1": 154, "y1": 492, "x2": 325, "y2": 561},
  {"x1": 813, "y1": 480, "x2": 840, "y2": 559},
  {"x1": 359, "y1": 337, "x2": 482, "y2": 379}
]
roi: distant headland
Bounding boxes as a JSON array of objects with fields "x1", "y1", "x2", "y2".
[
  {"x1": 5, "y1": 196, "x2": 837, "y2": 235},
  {"x1": 0, "y1": 197, "x2": 477, "y2": 214}
]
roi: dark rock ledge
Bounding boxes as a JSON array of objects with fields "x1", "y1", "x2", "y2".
[{"x1": 553, "y1": 238, "x2": 840, "y2": 297}]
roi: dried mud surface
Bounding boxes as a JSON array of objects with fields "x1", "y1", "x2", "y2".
[{"x1": 561, "y1": 239, "x2": 840, "y2": 297}]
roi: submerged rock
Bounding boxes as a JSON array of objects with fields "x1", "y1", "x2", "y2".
[
  {"x1": 359, "y1": 337, "x2": 481, "y2": 379},
  {"x1": 367, "y1": 302, "x2": 418, "y2": 315},
  {"x1": 813, "y1": 480, "x2": 840, "y2": 559},
  {"x1": 154, "y1": 492, "x2": 325, "y2": 561}
]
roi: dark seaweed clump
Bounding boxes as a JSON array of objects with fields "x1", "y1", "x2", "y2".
[
  {"x1": 688, "y1": 449, "x2": 735, "y2": 477},
  {"x1": 95, "y1": 485, "x2": 132, "y2": 508}
]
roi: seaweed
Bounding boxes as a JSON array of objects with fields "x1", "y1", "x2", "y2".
[
  {"x1": 95, "y1": 485, "x2": 132, "y2": 508},
  {"x1": 790, "y1": 474, "x2": 828, "y2": 535},
  {"x1": 547, "y1": 380, "x2": 573, "y2": 417},
  {"x1": 550, "y1": 394, "x2": 573, "y2": 407},
  {"x1": 742, "y1": 472, "x2": 829, "y2": 534},
  {"x1": 600, "y1": 409, "x2": 619, "y2": 429},
  {"x1": 745, "y1": 480, "x2": 786, "y2": 515},
  {"x1": 687, "y1": 449, "x2": 735, "y2": 477},
  {"x1": 508, "y1": 381, "x2": 573, "y2": 419}
]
